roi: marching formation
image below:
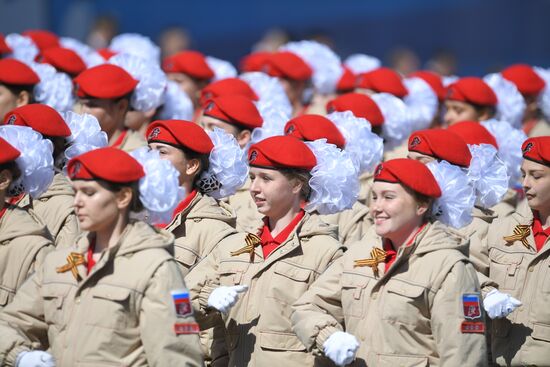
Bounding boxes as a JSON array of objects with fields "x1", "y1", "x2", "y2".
[{"x1": 0, "y1": 29, "x2": 548, "y2": 367}]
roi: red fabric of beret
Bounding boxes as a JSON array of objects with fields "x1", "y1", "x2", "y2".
[
  {"x1": 374, "y1": 158, "x2": 442, "y2": 198},
  {"x1": 3, "y1": 104, "x2": 70, "y2": 137},
  {"x1": 203, "y1": 95, "x2": 263, "y2": 130},
  {"x1": 248, "y1": 135, "x2": 316, "y2": 170},
  {"x1": 23, "y1": 30, "x2": 60, "y2": 51},
  {"x1": 284, "y1": 114, "x2": 346, "y2": 149},
  {"x1": 0, "y1": 34, "x2": 12, "y2": 55},
  {"x1": 40, "y1": 47, "x2": 86, "y2": 76},
  {"x1": 146, "y1": 119, "x2": 213, "y2": 154},
  {"x1": 200, "y1": 78, "x2": 258, "y2": 106},
  {"x1": 447, "y1": 120, "x2": 499, "y2": 149},
  {"x1": 356, "y1": 67, "x2": 408, "y2": 98},
  {"x1": 162, "y1": 51, "x2": 214, "y2": 80},
  {"x1": 502, "y1": 64, "x2": 546, "y2": 97},
  {"x1": 0, "y1": 59, "x2": 40, "y2": 85},
  {"x1": 336, "y1": 66, "x2": 356, "y2": 93},
  {"x1": 409, "y1": 70, "x2": 446, "y2": 101},
  {"x1": 0, "y1": 136, "x2": 21, "y2": 164},
  {"x1": 264, "y1": 51, "x2": 312, "y2": 81},
  {"x1": 408, "y1": 129, "x2": 472, "y2": 168},
  {"x1": 74, "y1": 64, "x2": 138, "y2": 99},
  {"x1": 326, "y1": 92, "x2": 385, "y2": 127},
  {"x1": 67, "y1": 147, "x2": 144, "y2": 183},
  {"x1": 446, "y1": 77, "x2": 498, "y2": 107},
  {"x1": 522, "y1": 136, "x2": 550, "y2": 167}
]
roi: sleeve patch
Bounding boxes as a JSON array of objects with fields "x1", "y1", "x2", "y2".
[
  {"x1": 174, "y1": 322, "x2": 200, "y2": 335},
  {"x1": 171, "y1": 289, "x2": 192, "y2": 317},
  {"x1": 462, "y1": 293, "x2": 482, "y2": 320},
  {"x1": 461, "y1": 321, "x2": 485, "y2": 334}
]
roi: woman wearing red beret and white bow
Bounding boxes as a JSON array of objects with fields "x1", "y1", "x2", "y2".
[
  {"x1": 0, "y1": 146, "x2": 203, "y2": 367},
  {"x1": 292, "y1": 159, "x2": 488, "y2": 366},
  {"x1": 188, "y1": 135, "x2": 358, "y2": 366}
]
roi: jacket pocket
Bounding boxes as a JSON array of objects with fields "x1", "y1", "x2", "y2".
[
  {"x1": 532, "y1": 322, "x2": 550, "y2": 342},
  {"x1": 381, "y1": 281, "x2": 428, "y2": 326},
  {"x1": 174, "y1": 245, "x2": 199, "y2": 271},
  {"x1": 0, "y1": 287, "x2": 12, "y2": 307},
  {"x1": 41, "y1": 284, "x2": 68, "y2": 326},
  {"x1": 271, "y1": 261, "x2": 313, "y2": 306},
  {"x1": 258, "y1": 330, "x2": 307, "y2": 352},
  {"x1": 218, "y1": 261, "x2": 248, "y2": 286},
  {"x1": 488, "y1": 248, "x2": 524, "y2": 291},
  {"x1": 341, "y1": 272, "x2": 369, "y2": 318},
  {"x1": 87, "y1": 285, "x2": 133, "y2": 329},
  {"x1": 374, "y1": 354, "x2": 428, "y2": 367}
]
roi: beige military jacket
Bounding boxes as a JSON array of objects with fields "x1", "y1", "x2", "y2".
[
  {"x1": 225, "y1": 178, "x2": 263, "y2": 233},
  {"x1": 484, "y1": 200, "x2": 550, "y2": 366},
  {"x1": 320, "y1": 201, "x2": 373, "y2": 245},
  {"x1": 292, "y1": 222, "x2": 488, "y2": 367},
  {"x1": 116, "y1": 129, "x2": 147, "y2": 152},
  {"x1": 0, "y1": 221, "x2": 203, "y2": 367},
  {"x1": 166, "y1": 192, "x2": 238, "y2": 279},
  {"x1": 0, "y1": 204, "x2": 53, "y2": 310},
  {"x1": 357, "y1": 172, "x2": 373, "y2": 205},
  {"x1": 491, "y1": 189, "x2": 519, "y2": 219},
  {"x1": 189, "y1": 213, "x2": 344, "y2": 366},
  {"x1": 527, "y1": 117, "x2": 550, "y2": 137},
  {"x1": 29, "y1": 173, "x2": 80, "y2": 248}
]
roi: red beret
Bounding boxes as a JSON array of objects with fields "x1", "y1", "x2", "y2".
[
  {"x1": 0, "y1": 34, "x2": 12, "y2": 55},
  {"x1": 409, "y1": 70, "x2": 446, "y2": 101},
  {"x1": 284, "y1": 114, "x2": 346, "y2": 149},
  {"x1": 97, "y1": 48, "x2": 117, "y2": 61},
  {"x1": 74, "y1": 64, "x2": 138, "y2": 99},
  {"x1": 146, "y1": 119, "x2": 214, "y2": 155},
  {"x1": 248, "y1": 135, "x2": 316, "y2": 170},
  {"x1": 374, "y1": 158, "x2": 441, "y2": 198},
  {"x1": 23, "y1": 30, "x2": 60, "y2": 51},
  {"x1": 408, "y1": 129, "x2": 472, "y2": 168},
  {"x1": 502, "y1": 64, "x2": 546, "y2": 97},
  {"x1": 240, "y1": 52, "x2": 271, "y2": 72},
  {"x1": 162, "y1": 51, "x2": 214, "y2": 80},
  {"x1": 203, "y1": 95, "x2": 263, "y2": 130},
  {"x1": 3, "y1": 104, "x2": 70, "y2": 137},
  {"x1": 40, "y1": 47, "x2": 86, "y2": 76},
  {"x1": 522, "y1": 136, "x2": 550, "y2": 167},
  {"x1": 200, "y1": 78, "x2": 259, "y2": 106},
  {"x1": 446, "y1": 77, "x2": 498, "y2": 107},
  {"x1": 336, "y1": 66, "x2": 356, "y2": 93},
  {"x1": 264, "y1": 51, "x2": 312, "y2": 81},
  {"x1": 326, "y1": 92, "x2": 385, "y2": 127},
  {"x1": 67, "y1": 147, "x2": 144, "y2": 183},
  {"x1": 447, "y1": 120, "x2": 498, "y2": 149},
  {"x1": 356, "y1": 67, "x2": 408, "y2": 98},
  {"x1": 0, "y1": 136, "x2": 21, "y2": 164},
  {"x1": 0, "y1": 59, "x2": 40, "y2": 85}
]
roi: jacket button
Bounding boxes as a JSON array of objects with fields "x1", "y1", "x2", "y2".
[
  {"x1": 75, "y1": 297, "x2": 81, "y2": 304},
  {"x1": 371, "y1": 293, "x2": 377, "y2": 300},
  {"x1": 528, "y1": 266, "x2": 534, "y2": 272}
]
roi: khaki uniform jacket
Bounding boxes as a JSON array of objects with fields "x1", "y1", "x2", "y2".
[
  {"x1": 484, "y1": 200, "x2": 550, "y2": 366},
  {"x1": 166, "y1": 192, "x2": 238, "y2": 281},
  {"x1": 292, "y1": 222, "x2": 488, "y2": 367},
  {"x1": 31, "y1": 173, "x2": 80, "y2": 248},
  {"x1": 491, "y1": 188, "x2": 519, "y2": 219},
  {"x1": 527, "y1": 117, "x2": 550, "y2": 137},
  {"x1": 320, "y1": 202, "x2": 373, "y2": 245},
  {"x1": 225, "y1": 179, "x2": 263, "y2": 233},
  {"x1": 190, "y1": 213, "x2": 344, "y2": 367},
  {"x1": 0, "y1": 221, "x2": 203, "y2": 367},
  {"x1": 357, "y1": 172, "x2": 373, "y2": 205},
  {"x1": 117, "y1": 129, "x2": 147, "y2": 152},
  {"x1": 0, "y1": 205, "x2": 53, "y2": 310}
]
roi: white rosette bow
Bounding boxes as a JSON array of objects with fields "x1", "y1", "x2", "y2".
[
  {"x1": 344, "y1": 53, "x2": 381, "y2": 75},
  {"x1": 481, "y1": 118, "x2": 527, "y2": 186},
  {"x1": 403, "y1": 77, "x2": 439, "y2": 131},
  {"x1": 109, "y1": 53, "x2": 167, "y2": 112},
  {"x1": 534, "y1": 66, "x2": 550, "y2": 120},
  {"x1": 198, "y1": 128, "x2": 248, "y2": 199},
  {"x1": 326, "y1": 111, "x2": 383, "y2": 174},
  {"x1": 426, "y1": 160, "x2": 475, "y2": 229},
  {"x1": 109, "y1": 33, "x2": 160, "y2": 65},
  {"x1": 205, "y1": 56, "x2": 238, "y2": 82},
  {"x1": 467, "y1": 144, "x2": 509, "y2": 209},
  {"x1": 129, "y1": 147, "x2": 184, "y2": 225},
  {"x1": 5, "y1": 33, "x2": 39, "y2": 63},
  {"x1": 63, "y1": 111, "x2": 108, "y2": 163},
  {"x1": 60, "y1": 37, "x2": 104, "y2": 68},
  {"x1": 158, "y1": 80, "x2": 194, "y2": 121},
  {"x1": 0, "y1": 125, "x2": 54, "y2": 198},
  {"x1": 371, "y1": 93, "x2": 413, "y2": 149},
  {"x1": 304, "y1": 139, "x2": 359, "y2": 215},
  {"x1": 28, "y1": 62, "x2": 74, "y2": 113},
  {"x1": 280, "y1": 40, "x2": 343, "y2": 95},
  {"x1": 484, "y1": 73, "x2": 526, "y2": 128}
]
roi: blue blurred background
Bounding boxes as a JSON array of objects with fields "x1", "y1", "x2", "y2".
[{"x1": 1, "y1": 0, "x2": 548, "y2": 76}]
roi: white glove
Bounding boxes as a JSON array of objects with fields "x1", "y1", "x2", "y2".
[
  {"x1": 323, "y1": 331, "x2": 359, "y2": 366},
  {"x1": 483, "y1": 289, "x2": 522, "y2": 319},
  {"x1": 16, "y1": 351, "x2": 56, "y2": 367},
  {"x1": 207, "y1": 285, "x2": 248, "y2": 313}
]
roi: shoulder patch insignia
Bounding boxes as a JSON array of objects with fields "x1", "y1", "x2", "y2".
[
  {"x1": 463, "y1": 293, "x2": 482, "y2": 320},
  {"x1": 171, "y1": 289, "x2": 192, "y2": 317}
]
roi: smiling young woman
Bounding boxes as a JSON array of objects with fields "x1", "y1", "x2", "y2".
[
  {"x1": 0, "y1": 147, "x2": 203, "y2": 367},
  {"x1": 292, "y1": 158, "x2": 487, "y2": 366}
]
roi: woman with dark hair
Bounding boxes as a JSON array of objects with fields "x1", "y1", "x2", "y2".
[
  {"x1": 0, "y1": 58, "x2": 39, "y2": 120},
  {"x1": 0, "y1": 146, "x2": 203, "y2": 367}
]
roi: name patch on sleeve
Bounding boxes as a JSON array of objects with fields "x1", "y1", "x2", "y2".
[{"x1": 174, "y1": 322, "x2": 200, "y2": 335}]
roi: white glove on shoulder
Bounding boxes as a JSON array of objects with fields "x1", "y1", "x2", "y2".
[
  {"x1": 323, "y1": 331, "x2": 359, "y2": 366},
  {"x1": 483, "y1": 289, "x2": 522, "y2": 319},
  {"x1": 207, "y1": 285, "x2": 248, "y2": 313},
  {"x1": 16, "y1": 351, "x2": 56, "y2": 367}
]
